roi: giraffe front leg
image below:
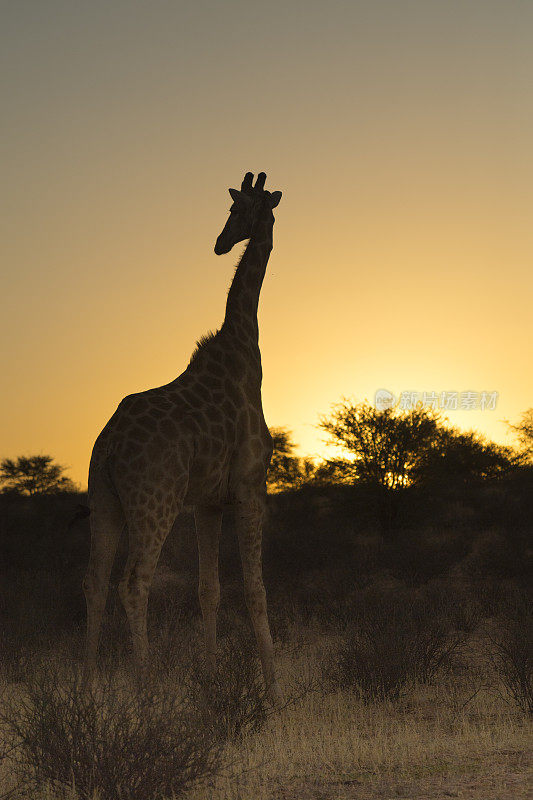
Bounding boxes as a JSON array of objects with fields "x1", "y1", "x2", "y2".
[
  {"x1": 195, "y1": 504, "x2": 222, "y2": 673},
  {"x1": 235, "y1": 496, "x2": 283, "y2": 707},
  {"x1": 118, "y1": 513, "x2": 174, "y2": 681},
  {"x1": 118, "y1": 548, "x2": 157, "y2": 680}
]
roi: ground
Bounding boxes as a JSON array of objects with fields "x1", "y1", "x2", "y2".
[{"x1": 1, "y1": 595, "x2": 531, "y2": 799}]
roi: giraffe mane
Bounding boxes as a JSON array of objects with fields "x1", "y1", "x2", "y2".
[{"x1": 189, "y1": 329, "x2": 219, "y2": 363}]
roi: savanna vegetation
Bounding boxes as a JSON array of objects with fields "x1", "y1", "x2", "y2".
[{"x1": 0, "y1": 403, "x2": 531, "y2": 799}]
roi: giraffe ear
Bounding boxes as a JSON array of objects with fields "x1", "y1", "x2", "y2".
[
  {"x1": 269, "y1": 191, "x2": 282, "y2": 209},
  {"x1": 229, "y1": 188, "x2": 252, "y2": 205}
]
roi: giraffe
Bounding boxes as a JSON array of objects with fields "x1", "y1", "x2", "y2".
[{"x1": 83, "y1": 171, "x2": 283, "y2": 704}]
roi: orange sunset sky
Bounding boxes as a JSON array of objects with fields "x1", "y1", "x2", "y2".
[{"x1": 2, "y1": 0, "x2": 532, "y2": 487}]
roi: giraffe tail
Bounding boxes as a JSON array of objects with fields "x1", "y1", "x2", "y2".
[{"x1": 67, "y1": 503, "x2": 91, "y2": 530}]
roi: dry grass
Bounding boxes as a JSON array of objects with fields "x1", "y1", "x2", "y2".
[
  {"x1": 0, "y1": 620, "x2": 531, "y2": 800},
  {"x1": 186, "y1": 635, "x2": 531, "y2": 800}
]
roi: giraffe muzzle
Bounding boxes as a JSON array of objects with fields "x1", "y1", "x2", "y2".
[{"x1": 214, "y1": 237, "x2": 231, "y2": 255}]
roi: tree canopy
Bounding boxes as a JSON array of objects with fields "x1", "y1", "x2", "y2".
[
  {"x1": 319, "y1": 400, "x2": 514, "y2": 491},
  {"x1": 267, "y1": 428, "x2": 316, "y2": 493},
  {"x1": 508, "y1": 408, "x2": 533, "y2": 462},
  {"x1": 0, "y1": 455, "x2": 76, "y2": 496}
]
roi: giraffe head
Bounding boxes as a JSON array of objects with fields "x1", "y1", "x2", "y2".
[{"x1": 214, "y1": 172, "x2": 282, "y2": 255}]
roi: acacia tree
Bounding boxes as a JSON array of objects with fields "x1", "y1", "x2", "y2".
[
  {"x1": 416, "y1": 427, "x2": 514, "y2": 484},
  {"x1": 318, "y1": 399, "x2": 513, "y2": 534},
  {"x1": 0, "y1": 455, "x2": 76, "y2": 496},
  {"x1": 507, "y1": 408, "x2": 533, "y2": 462},
  {"x1": 319, "y1": 401, "x2": 441, "y2": 489},
  {"x1": 318, "y1": 401, "x2": 441, "y2": 533},
  {"x1": 267, "y1": 428, "x2": 316, "y2": 493}
]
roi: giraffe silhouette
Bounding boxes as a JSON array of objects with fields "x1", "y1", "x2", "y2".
[{"x1": 83, "y1": 171, "x2": 283, "y2": 704}]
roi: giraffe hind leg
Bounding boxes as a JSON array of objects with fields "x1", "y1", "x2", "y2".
[
  {"x1": 83, "y1": 486, "x2": 124, "y2": 680},
  {"x1": 235, "y1": 495, "x2": 283, "y2": 706}
]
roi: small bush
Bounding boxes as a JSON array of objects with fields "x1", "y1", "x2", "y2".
[
  {"x1": 188, "y1": 623, "x2": 270, "y2": 741},
  {"x1": 146, "y1": 598, "x2": 199, "y2": 680},
  {"x1": 147, "y1": 607, "x2": 273, "y2": 741},
  {"x1": 385, "y1": 530, "x2": 469, "y2": 586},
  {"x1": 487, "y1": 590, "x2": 532, "y2": 715},
  {"x1": 0, "y1": 629, "x2": 36, "y2": 685},
  {"x1": 324, "y1": 585, "x2": 475, "y2": 701},
  {"x1": 1, "y1": 663, "x2": 224, "y2": 800},
  {"x1": 463, "y1": 530, "x2": 529, "y2": 580},
  {"x1": 0, "y1": 575, "x2": 54, "y2": 683}
]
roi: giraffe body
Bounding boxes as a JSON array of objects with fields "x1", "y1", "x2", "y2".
[
  {"x1": 83, "y1": 172, "x2": 282, "y2": 703},
  {"x1": 91, "y1": 332, "x2": 270, "y2": 509}
]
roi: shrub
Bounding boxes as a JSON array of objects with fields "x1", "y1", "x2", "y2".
[
  {"x1": 0, "y1": 627, "x2": 36, "y2": 685},
  {"x1": 384, "y1": 529, "x2": 469, "y2": 586},
  {"x1": 188, "y1": 622, "x2": 271, "y2": 741},
  {"x1": 0, "y1": 572, "x2": 56, "y2": 683},
  {"x1": 1, "y1": 663, "x2": 224, "y2": 800},
  {"x1": 487, "y1": 589, "x2": 532, "y2": 715},
  {"x1": 463, "y1": 530, "x2": 529, "y2": 580},
  {"x1": 149, "y1": 600, "x2": 199, "y2": 679},
  {"x1": 323, "y1": 585, "x2": 475, "y2": 701}
]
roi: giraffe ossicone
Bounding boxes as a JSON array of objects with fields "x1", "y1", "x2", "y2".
[{"x1": 83, "y1": 171, "x2": 283, "y2": 705}]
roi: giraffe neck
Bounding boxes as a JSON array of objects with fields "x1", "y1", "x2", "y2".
[{"x1": 222, "y1": 215, "x2": 274, "y2": 344}]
